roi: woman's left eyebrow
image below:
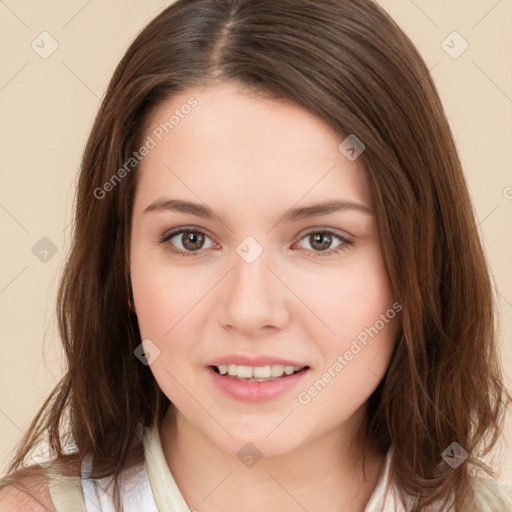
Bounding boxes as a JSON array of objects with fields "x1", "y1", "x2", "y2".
[
  {"x1": 143, "y1": 197, "x2": 374, "y2": 222},
  {"x1": 280, "y1": 199, "x2": 374, "y2": 222}
]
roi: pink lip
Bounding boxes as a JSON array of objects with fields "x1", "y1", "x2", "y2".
[
  {"x1": 206, "y1": 354, "x2": 308, "y2": 368},
  {"x1": 206, "y1": 366, "x2": 310, "y2": 403}
]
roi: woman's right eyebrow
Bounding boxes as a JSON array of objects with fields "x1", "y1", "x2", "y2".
[{"x1": 144, "y1": 198, "x2": 217, "y2": 219}]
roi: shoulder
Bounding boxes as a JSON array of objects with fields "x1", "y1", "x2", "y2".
[{"x1": 0, "y1": 474, "x2": 54, "y2": 512}]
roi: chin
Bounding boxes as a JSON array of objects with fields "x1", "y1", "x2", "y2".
[{"x1": 205, "y1": 425, "x2": 307, "y2": 461}]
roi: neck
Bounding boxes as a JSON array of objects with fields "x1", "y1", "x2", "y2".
[{"x1": 159, "y1": 406, "x2": 386, "y2": 512}]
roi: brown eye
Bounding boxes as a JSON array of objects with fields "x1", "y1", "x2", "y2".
[
  {"x1": 309, "y1": 232, "x2": 333, "y2": 251},
  {"x1": 159, "y1": 228, "x2": 215, "y2": 257},
  {"x1": 180, "y1": 231, "x2": 206, "y2": 251},
  {"x1": 295, "y1": 229, "x2": 354, "y2": 258}
]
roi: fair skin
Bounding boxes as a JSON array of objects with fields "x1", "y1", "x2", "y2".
[{"x1": 129, "y1": 81, "x2": 399, "y2": 512}]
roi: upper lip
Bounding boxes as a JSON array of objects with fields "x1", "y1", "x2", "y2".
[{"x1": 206, "y1": 354, "x2": 309, "y2": 368}]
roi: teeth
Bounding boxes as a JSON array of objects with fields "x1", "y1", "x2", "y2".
[
  {"x1": 271, "y1": 365, "x2": 284, "y2": 377},
  {"x1": 216, "y1": 364, "x2": 303, "y2": 379}
]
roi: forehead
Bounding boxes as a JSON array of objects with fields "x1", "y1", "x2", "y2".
[{"x1": 134, "y1": 82, "x2": 371, "y2": 217}]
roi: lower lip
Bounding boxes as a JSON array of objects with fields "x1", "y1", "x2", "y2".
[{"x1": 206, "y1": 366, "x2": 310, "y2": 403}]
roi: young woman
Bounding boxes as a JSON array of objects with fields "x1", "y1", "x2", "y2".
[{"x1": 1, "y1": 1, "x2": 511, "y2": 511}]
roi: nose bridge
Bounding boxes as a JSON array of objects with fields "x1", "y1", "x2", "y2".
[{"x1": 219, "y1": 235, "x2": 287, "y2": 330}]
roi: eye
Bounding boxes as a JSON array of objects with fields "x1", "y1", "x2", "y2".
[
  {"x1": 294, "y1": 229, "x2": 354, "y2": 258},
  {"x1": 158, "y1": 227, "x2": 354, "y2": 258},
  {"x1": 158, "y1": 228, "x2": 216, "y2": 257}
]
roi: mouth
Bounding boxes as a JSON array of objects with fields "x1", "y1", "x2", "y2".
[
  {"x1": 209, "y1": 364, "x2": 310, "y2": 382},
  {"x1": 206, "y1": 362, "x2": 311, "y2": 402}
]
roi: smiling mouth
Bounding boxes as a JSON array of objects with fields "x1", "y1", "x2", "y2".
[{"x1": 210, "y1": 365, "x2": 310, "y2": 382}]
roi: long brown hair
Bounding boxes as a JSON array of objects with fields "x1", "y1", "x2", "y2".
[{"x1": 1, "y1": 1, "x2": 510, "y2": 510}]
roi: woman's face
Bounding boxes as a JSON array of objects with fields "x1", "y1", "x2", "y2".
[{"x1": 129, "y1": 81, "x2": 399, "y2": 457}]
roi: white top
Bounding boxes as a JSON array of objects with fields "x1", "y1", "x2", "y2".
[{"x1": 47, "y1": 423, "x2": 512, "y2": 512}]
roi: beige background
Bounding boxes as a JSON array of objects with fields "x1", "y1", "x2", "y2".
[{"x1": 1, "y1": 0, "x2": 511, "y2": 484}]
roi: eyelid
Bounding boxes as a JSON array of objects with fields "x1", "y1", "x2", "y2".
[{"x1": 294, "y1": 225, "x2": 354, "y2": 242}]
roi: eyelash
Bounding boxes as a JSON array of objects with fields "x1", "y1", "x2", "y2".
[{"x1": 157, "y1": 227, "x2": 354, "y2": 259}]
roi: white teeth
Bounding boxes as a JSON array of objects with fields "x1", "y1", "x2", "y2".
[
  {"x1": 271, "y1": 364, "x2": 284, "y2": 377},
  {"x1": 236, "y1": 365, "x2": 253, "y2": 378},
  {"x1": 215, "y1": 364, "x2": 303, "y2": 379},
  {"x1": 253, "y1": 366, "x2": 272, "y2": 378}
]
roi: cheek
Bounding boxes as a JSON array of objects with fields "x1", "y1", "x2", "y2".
[
  {"x1": 130, "y1": 248, "x2": 209, "y2": 339},
  {"x1": 292, "y1": 247, "x2": 394, "y2": 341},
  {"x1": 297, "y1": 313, "x2": 398, "y2": 426},
  {"x1": 131, "y1": 261, "x2": 201, "y2": 402},
  {"x1": 130, "y1": 254, "x2": 217, "y2": 400}
]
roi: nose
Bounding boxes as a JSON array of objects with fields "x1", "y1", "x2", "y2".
[{"x1": 217, "y1": 243, "x2": 290, "y2": 334}]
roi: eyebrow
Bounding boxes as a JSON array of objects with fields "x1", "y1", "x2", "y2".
[{"x1": 143, "y1": 198, "x2": 374, "y2": 222}]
